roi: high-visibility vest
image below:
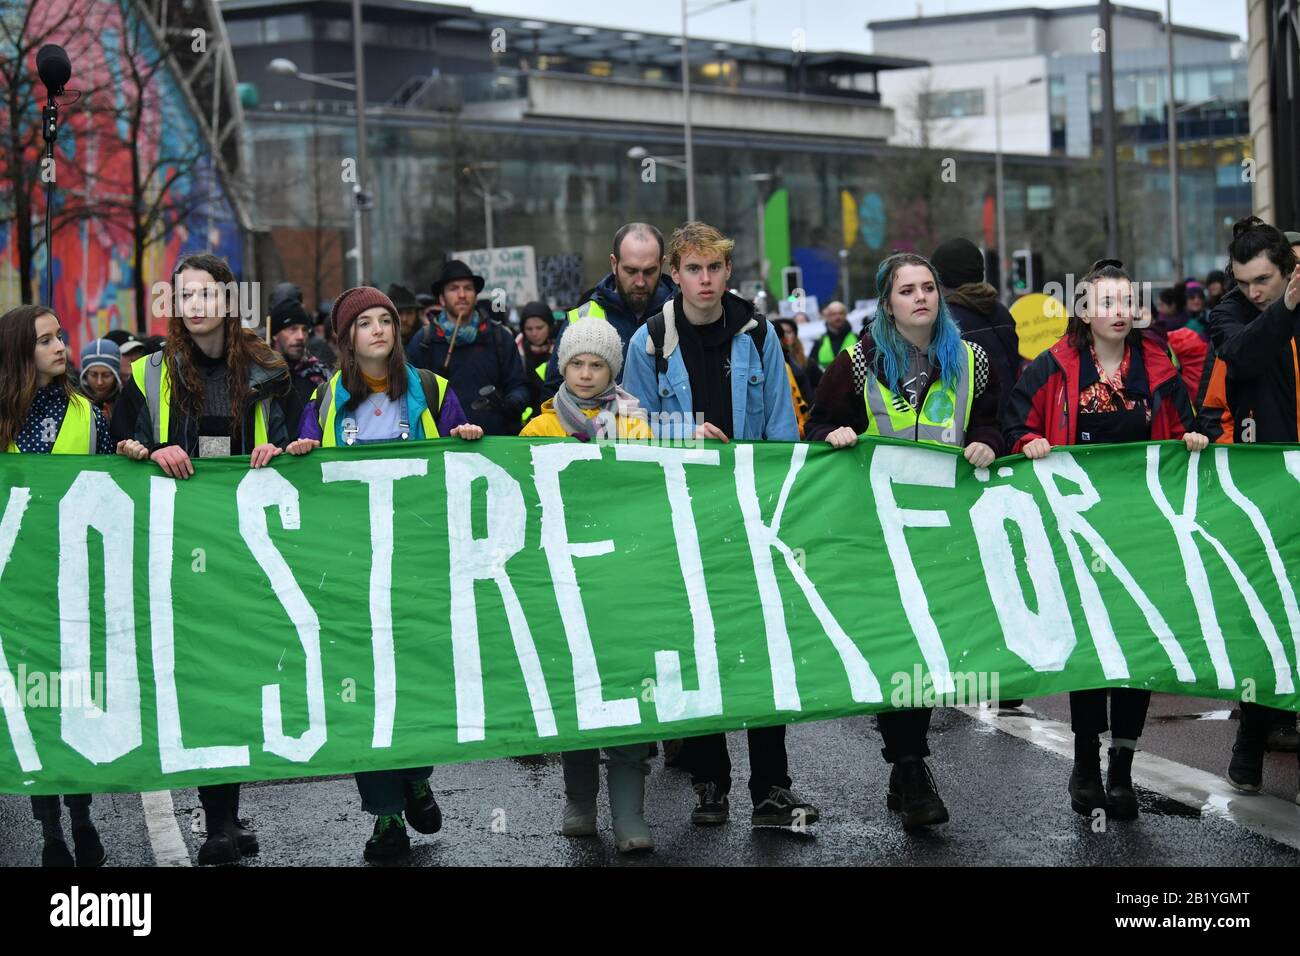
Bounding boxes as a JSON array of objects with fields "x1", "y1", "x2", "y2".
[
  {"x1": 862, "y1": 341, "x2": 975, "y2": 448},
  {"x1": 521, "y1": 361, "x2": 548, "y2": 424},
  {"x1": 132, "y1": 352, "x2": 270, "y2": 448},
  {"x1": 6, "y1": 393, "x2": 96, "y2": 454},
  {"x1": 818, "y1": 330, "x2": 859, "y2": 367},
  {"x1": 316, "y1": 370, "x2": 444, "y2": 447},
  {"x1": 566, "y1": 300, "x2": 607, "y2": 323}
]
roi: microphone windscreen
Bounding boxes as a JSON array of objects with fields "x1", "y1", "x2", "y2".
[{"x1": 36, "y1": 44, "x2": 72, "y2": 93}]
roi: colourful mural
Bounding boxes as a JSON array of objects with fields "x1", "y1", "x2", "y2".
[{"x1": 0, "y1": 0, "x2": 242, "y2": 357}]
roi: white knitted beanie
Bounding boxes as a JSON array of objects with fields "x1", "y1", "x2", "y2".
[{"x1": 557, "y1": 318, "x2": 624, "y2": 379}]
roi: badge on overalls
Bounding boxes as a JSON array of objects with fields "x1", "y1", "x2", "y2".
[{"x1": 343, "y1": 418, "x2": 359, "y2": 446}]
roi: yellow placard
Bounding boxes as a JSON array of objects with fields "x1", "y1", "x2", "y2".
[
  {"x1": 841, "y1": 190, "x2": 858, "y2": 249},
  {"x1": 1010, "y1": 292, "x2": 1069, "y2": 360}
]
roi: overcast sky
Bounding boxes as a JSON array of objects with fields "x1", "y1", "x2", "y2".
[{"x1": 467, "y1": 1, "x2": 1249, "y2": 52}]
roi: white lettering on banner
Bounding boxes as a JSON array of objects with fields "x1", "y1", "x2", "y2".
[
  {"x1": 736, "y1": 444, "x2": 883, "y2": 708},
  {"x1": 58, "y1": 472, "x2": 142, "y2": 763},
  {"x1": 320, "y1": 458, "x2": 427, "y2": 749},
  {"x1": 1147, "y1": 447, "x2": 1282, "y2": 692},
  {"x1": 237, "y1": 470, "x2": 327, "y2": 762},
  {"x1": 871, "y1": 446, "x2": 957, "y2": 695},
  {"x1": 613, "y1": 444, "x2": 723, "y2": 722},
  {"x1": 1230, "y1": 449, "x2": 1300, "y2": 681},
  {"x1": 531, "y1": 443, "x2": 640, "y2": 731},
  {"x1": 970, "y1": 484, "x2": 1077, "y2": 670},
  {"x1": 444, "y1": 452, "x2": 557, "y2": 743},
  {"x1": 1034, "y1": 453, "x2": 1195, "y2": 682},
  {"x1": 150, "y1": 477, "x2": 250, "y2": 772},
  {"x1": 0, "y1": 487, "x2": 41, "y2": 772}
]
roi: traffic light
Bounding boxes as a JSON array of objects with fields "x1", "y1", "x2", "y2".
[{"x1": 1010, "y1": 249, "x2": 1043, "y2": 295}]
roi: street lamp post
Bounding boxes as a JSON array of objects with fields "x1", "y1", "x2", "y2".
[
  {"x1": 680, "y1": 0, "x2": 696, "y2": 222},
  {"x1": 351, "y1": 0, "x2": 371, "y2": 284},
  {"x1": 1100, "y1": 0, "x2": 1121, "y2": 258},
  {"x1": 1165, "y1": 0, "x2": 1182, "y2": 279},
  {"x1": 993, "y1": 75, "x2": 1042, "y2": 304},
  {"x1": 748, "y1": 172, "x2": 772, "y2": 291},
  {"x1": 267, "y1": 54, "x2": 371, "y2": 286}
]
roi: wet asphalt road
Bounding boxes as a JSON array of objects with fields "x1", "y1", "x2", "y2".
[{"x1": 1, "y1": 696, "x2": 1297, "y2": 867}]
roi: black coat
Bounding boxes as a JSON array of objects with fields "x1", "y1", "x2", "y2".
[
  {"x1": 1208, "y1": 284, "x2": 1300, "y2": 443},
  {"x1": 407, "y1": 317, "x2": 529, "y2": 436},
  {"x1": 944, "y1": 291, "x2": 1021, "y2": 421}
]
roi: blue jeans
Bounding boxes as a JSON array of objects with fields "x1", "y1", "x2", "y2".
[{"x1": 355, "y1": 766, "x2": 432, "y2": 816}]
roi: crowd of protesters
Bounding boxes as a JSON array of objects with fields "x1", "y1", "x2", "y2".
[{"x1": 2, "y1": 215, "x2": 1298, "y2": 866}]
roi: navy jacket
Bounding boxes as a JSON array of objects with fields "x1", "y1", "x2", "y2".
[
  {"x1": 407, "y1": 314, "x2": 529, "y2": 436},
  {"x1": 542, "y1": 272, "x2": 676, "y2": 399}
]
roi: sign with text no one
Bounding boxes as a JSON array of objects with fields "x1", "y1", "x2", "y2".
[{"x1": 451, "y1": 246, "x2": 538, "y2": 308}]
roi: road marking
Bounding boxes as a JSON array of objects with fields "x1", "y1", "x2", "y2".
[
  {"x1": 140, "y1": 790, "x2": 191, "y2": 867},
  {"x1": 963, "y1": 706, "x2": 1300, "y2": 851}
]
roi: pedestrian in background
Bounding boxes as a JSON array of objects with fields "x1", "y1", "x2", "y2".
[{"x1": 78, "y1": 338, "x2": 121, "y2": 423}]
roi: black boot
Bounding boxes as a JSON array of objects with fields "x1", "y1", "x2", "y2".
[
  {"x1": 1069, "y1": 734, "x2": 1106, "y2": 816},
  {"x1": 1227, "y1": 725, "x2": 1264, "y2": 793},
  {"x1": 403, "y1": 778, "x2": 442, "y2": 835},
  {"x1": 364, "y1": 814, "x2": 411, "y2": 863},
  {"x1": 71, "y1": 823, "x2": 106, "y2": 867},
  {"x1": 229, "y1": 785, "x2": 258, "y2": 855},
  {"x1": 1106, "y1": 747, "x2": 1139, "y2": 820},
  {"x1": 231, "y1": 819, "x2": 259, "y2": 856},
  {"x1": 886, "y1": 758, "x2": 949, "y2": 830},
  {"x1": 196, "y1": 795, "x2": 240, "y2": 867},
  {"x1": 41, "y1": 839, "x2": 74, "y2": 868}
]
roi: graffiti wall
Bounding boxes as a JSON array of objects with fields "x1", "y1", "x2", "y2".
[{"x1": 0, "y1": 0, "x2": 242, "y2": 357}]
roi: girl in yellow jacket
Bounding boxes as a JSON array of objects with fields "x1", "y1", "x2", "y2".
[
  {"x1": 519, "y1": 318, "x2": 652, "y2": 442},
  {"x1": 518, "y1": 318, "x2": 654, "y2": 852}
]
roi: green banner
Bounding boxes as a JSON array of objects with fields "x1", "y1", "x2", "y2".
[{"x1": 2, "y1": 437, "x2": 1298, "y2": 795}]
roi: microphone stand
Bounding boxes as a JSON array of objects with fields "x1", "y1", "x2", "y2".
[{"x1": 41, "y1": 94, "x2": 59, "y2": 309}]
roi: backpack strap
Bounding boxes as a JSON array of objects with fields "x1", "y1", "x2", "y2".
[
  {"x1": 647, "y1": 313, "x2": 669, "y2": 377},
  {"x1": 415, "y1": 367, "x2": 444, "y2": 419},
  {"x1": 745, "y1": 314, "x2": 769, "y2": 356}
]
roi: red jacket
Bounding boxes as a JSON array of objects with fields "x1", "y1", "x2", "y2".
[{"x1": 1004, "y1": 332, "x2": 1195, "y2": 453}]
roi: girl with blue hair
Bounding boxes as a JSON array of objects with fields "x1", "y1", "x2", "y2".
[{"x1": 804, "y1": 250, "x2": 1005, "y2": 831}]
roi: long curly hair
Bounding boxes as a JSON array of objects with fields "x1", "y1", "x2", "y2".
[
  {"x1": 165, "y1": 253, "x2": 285, "y2": 425},
  {"x1": 0, "y1": 305, "x2": 76, "y2": 451},
  {"x1": 869, "y1": 252, "x2": 965, "y2": 395}
]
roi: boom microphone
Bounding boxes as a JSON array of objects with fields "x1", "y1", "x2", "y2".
[{"x1": 36, "y1": 44, "x2": 71, "y2": 96}]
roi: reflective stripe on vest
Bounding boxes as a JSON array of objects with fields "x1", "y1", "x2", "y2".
[
  {"x1": 5, "y1": 393, "x2": 96, "y2": 454},
  {"x1": 135, "y1": 352, "x2": 270, "y2": 448},
  {"x1": 818, "y1": 331, "x2": 859, "y2": 367},
  {"x1": 862, "y1": 342, "x2": 975, "y2": 448},
  {"x1": 318, "y1": 371, "x2": 442, "y2": 447},
  {"x1": 565, "y1": 300, "x2": 607, "y2": 323}
]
